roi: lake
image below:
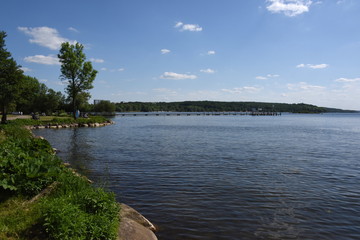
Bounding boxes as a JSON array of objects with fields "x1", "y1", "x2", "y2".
[{"x1": 33, "y1": 113, "x2": 360, "y2": 240}]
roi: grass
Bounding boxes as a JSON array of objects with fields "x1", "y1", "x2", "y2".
[
  {"x1": 0, "y1": 197, "x2": 44, "y2": 240},
  {"x1": 5, "y1": 115, "x2": 109, "y2": 126},
  {"x1": 0, "y1": 120, "x2": 120, "y2": 240}
]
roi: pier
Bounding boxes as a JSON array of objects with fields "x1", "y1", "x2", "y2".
[{"x1": 116, "y1": 112, "x2": 281, "y2": 117}]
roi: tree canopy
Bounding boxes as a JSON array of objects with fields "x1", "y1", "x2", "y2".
[
  {"x1": 58, "y1": 42, "x2": 97, "y2": 119},
  {"x1": 0, "y1": 31, "x2": 24, "y2": 123}
]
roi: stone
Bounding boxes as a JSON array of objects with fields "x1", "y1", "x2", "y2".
[
  {"x1": 119, "y1": 204, "x2": 157, "y2": 232},
  {"x1": 118, "y1": 217, "x2": 157, "y2": 240}
]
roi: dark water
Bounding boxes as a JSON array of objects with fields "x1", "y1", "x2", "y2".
[{"x1": 33, "y1": 113, "x2": 360, "y2": 240}]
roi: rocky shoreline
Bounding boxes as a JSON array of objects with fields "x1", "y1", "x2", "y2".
[
  {"x1": 26, "y1": 120, "x2": 115, "y2": 130},
  {"x1": 31, "y1": 121, "x2": 158, "y2": 240}
]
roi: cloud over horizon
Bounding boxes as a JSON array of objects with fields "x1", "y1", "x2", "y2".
[
  {"x1": 200, "y1": 68, "x2": 215, "y2": 74},
  {"x1": 296, "y1": 63, "x2": 329, "y2": 69},
  {"x1": 161, "y1": 49, "x2": 171, "y2": 54},
  {"x1": 266, "y1": 0, "x2": 313, "y2": 17},
  {"x1": 175, "y1": 22, "x2": 203, "y2": 32},
  {"x1": 24, "y1": 54, "x2": 60, "y2": 65},
  {"x1": 160, "y1": 72, "x2": 197, "y2": 80},
  {"x1": 18, "y1": 26, "x2": 75, "y2": 50}
]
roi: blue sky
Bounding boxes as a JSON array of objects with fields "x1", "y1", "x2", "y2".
[{"x1": 1, "y1": 0, "x2": 360, "y2": 110}]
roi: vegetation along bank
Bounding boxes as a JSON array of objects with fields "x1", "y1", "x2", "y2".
[{"x1": 0, "y1": 117, "x2": 157, "y2": 240}]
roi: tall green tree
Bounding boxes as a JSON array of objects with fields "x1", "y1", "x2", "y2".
[
  {"x1": 0, "y1": 31, "x2": 24, "y2": 124},
  {"x1": 58, "y1": 42, "x2": 97, "y2": 119}
]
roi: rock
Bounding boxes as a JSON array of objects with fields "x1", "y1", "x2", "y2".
[
  {"x1": 118, "y1": 203, "x2": 157, "y2": 240},
  {"x1": 119, "y1": 204, "x2": 157, "y2": 232},
  {"x1": 118, "y1": 217, "x2": 157, "y2": 240}
]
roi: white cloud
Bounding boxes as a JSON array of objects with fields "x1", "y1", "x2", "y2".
[
  {"x1": 296, "y1": 63, "x2": 329, "y2": 69},
  {"x1": 153, "y1": 88, "x2": 178, "y2": 95},
  {"x1": 296, "y1": 63, "x2": 306, "y2": 68},
  {"x1": 267, "y1": 74, "x2": 280, "y2": 78},
  {"x1": 39, "y1": 79, "x2": 48, "y2": 83},
  {"x1": 207, "y1": 50, "x2": 216, "y2": 55},
  {"x1": 335, "y1": 77, "x2": 360, "y2": 83},
  {"x1": 68, "y1": 27, "x2": 79, "y2": 32},
  {"x1": 18, "y1": 26, "x2": 75, "y2": 50},
  {"x1": 222, "y1": 86, "x2": 262, "y2": 94},
  {"x1": 160, "y1": 72, "x2": 197, "y2": 80},
  {"x1": 24, "y1": 55, "x2": 60, "y2": 65},
  {"x1": 175, "y1": 22, "x2": 183, "y2": 28},
  {"x1": 90, "y1": 58, "x2": 104, "y2": 63},
  {"x1": 55, "y1": 81, "x2": 66, "y2": 86},
  {"x1": 200, "y1": 68, "x2": 215, "y2": 74},
  {"x1": 309, "y1": 64, "x2": 328, "y2": 69},
  {"x1": 161, "y1": 49, "x2": 171, "y2": 54},
  {"x1": 107, "y1": 68, "x2": 125, "y2": 72},
  {"x1": 174, "y1": 21, "x2": 203, "y2": 32},
  {"x1": 287, "y1": 82, "x2": 325, "y2": 90},
  {"x1": 20, "y1": 67, "x2": 32, "y2": 72},
  {"x1": 255, "y1": 74, "x2": 279, "y2": 80},
  {"x1": 266, "y1": 0, "x2": 313, "y2": 17}
]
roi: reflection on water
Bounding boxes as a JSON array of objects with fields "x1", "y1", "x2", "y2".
[{"x1": 34, "y1": 114, "x2": 360, "y2": 240}]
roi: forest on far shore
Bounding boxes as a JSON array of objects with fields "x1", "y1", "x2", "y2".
[{"x1": 114, "y1": 101, "x2": 355, "y2": 113}]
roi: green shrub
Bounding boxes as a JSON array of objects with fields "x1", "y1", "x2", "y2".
[
  {"x1": 0, "y1": 119, "x2": 120, "y2": 240},
  {"x1": 0, "y1": 123, "x2": 33, "y2": 139},
  {"x1": 0, "y1": 138, "x2": 62, "y2": 196},
  {"x1": 42, "y1": 197, "x2": 88, "y2": 240}
]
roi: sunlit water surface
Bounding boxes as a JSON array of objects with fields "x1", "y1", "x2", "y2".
[{"x1": 34, "y1": 113, "x2": 360, "y2": 240}]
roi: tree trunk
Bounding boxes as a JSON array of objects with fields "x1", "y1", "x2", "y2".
[
  {"x1": 1, "y1": 105, "x2": 7, "y2": 124},
  {"x1": 72, "y1": 93, "x2": 77, "y2": 119}
]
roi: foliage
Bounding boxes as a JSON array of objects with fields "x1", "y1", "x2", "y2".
[
  {"x1": 113, "y1": 101, "x2": 346, "y2": 113},
  {"x1": 5, "y1": 116, "x2": 108, "y2": 127},
  {"x1": 0, "y1": 31, "x2": 24, "y2": 124},
  {"x1": 58, "y1": 42, "x2": 97, "y2": 119},
  {"x1": 42, "y1": 197, "x2": 88, "y2": 240},
  {"x1": 0, "y1": 197, "x2": 43, "y2": 240},
  {"x1": 0, "y1": 123, "x2": 120, "y2": 239},
  {"x1": 93, "y1": 100, "x2": 116, "y2": 113},
  {"x1": 43, "y1": 171, "x2": 120, "y2": 240},
  {"x1": 0, "y1": 135, "x2": 61, "y2": 196}
]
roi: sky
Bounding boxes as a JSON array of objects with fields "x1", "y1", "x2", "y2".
[{"x1": 1, "y1": 0, "x2": 360, "y2": 110}]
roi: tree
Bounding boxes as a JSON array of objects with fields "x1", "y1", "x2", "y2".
[
  {"x1": 94, "y1": 100, "x2": 116, "y2": 113},
  {"x1": 0, "y1": 31, "x2": 24, "y2": 124},
  {"x1": 58, "y1": 42, "x2": 97, "y2": 119}
]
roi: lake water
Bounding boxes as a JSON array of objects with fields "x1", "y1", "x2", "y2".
[{"x1": 33, "y1": 113, "x2": 360, "y2": 240}]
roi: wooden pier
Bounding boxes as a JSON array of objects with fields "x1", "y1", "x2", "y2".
[{"x1": 116, "y1": 112, "x2": 281, "y2": 117}]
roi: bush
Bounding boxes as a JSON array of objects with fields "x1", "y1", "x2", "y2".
[
  {"x1": 42, "y1": 197, "x2": 88, "y2": 240},
  {"x1": 0, "y1": 120, "x2": 120, "y2": 240},
  {"x1": 0, "y1": 137, "x2": 62, "y2": 196}
]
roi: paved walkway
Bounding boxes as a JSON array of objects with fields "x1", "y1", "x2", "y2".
[{"x1": 6, "y1": 115, "x2": 32, "y2": 120}]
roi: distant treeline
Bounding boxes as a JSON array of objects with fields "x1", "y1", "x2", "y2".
[{"x1": 114, "y1": 101, "x2": 353, "y2": 113}]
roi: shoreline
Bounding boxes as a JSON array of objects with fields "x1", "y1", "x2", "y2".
[{"x1": 31, "y1": 122, "x2": 158, "y2": 240}]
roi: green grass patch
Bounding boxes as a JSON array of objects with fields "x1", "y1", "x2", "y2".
[
  {"x1": 0, "y1": 122, "x2": 120, "y2": 239},
  {"x1": 6, "y1": 115, "x2": 109, "y2": 126},
  {"x1": 0, "y1": 196, "x2": 44, "y2": 240}
]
